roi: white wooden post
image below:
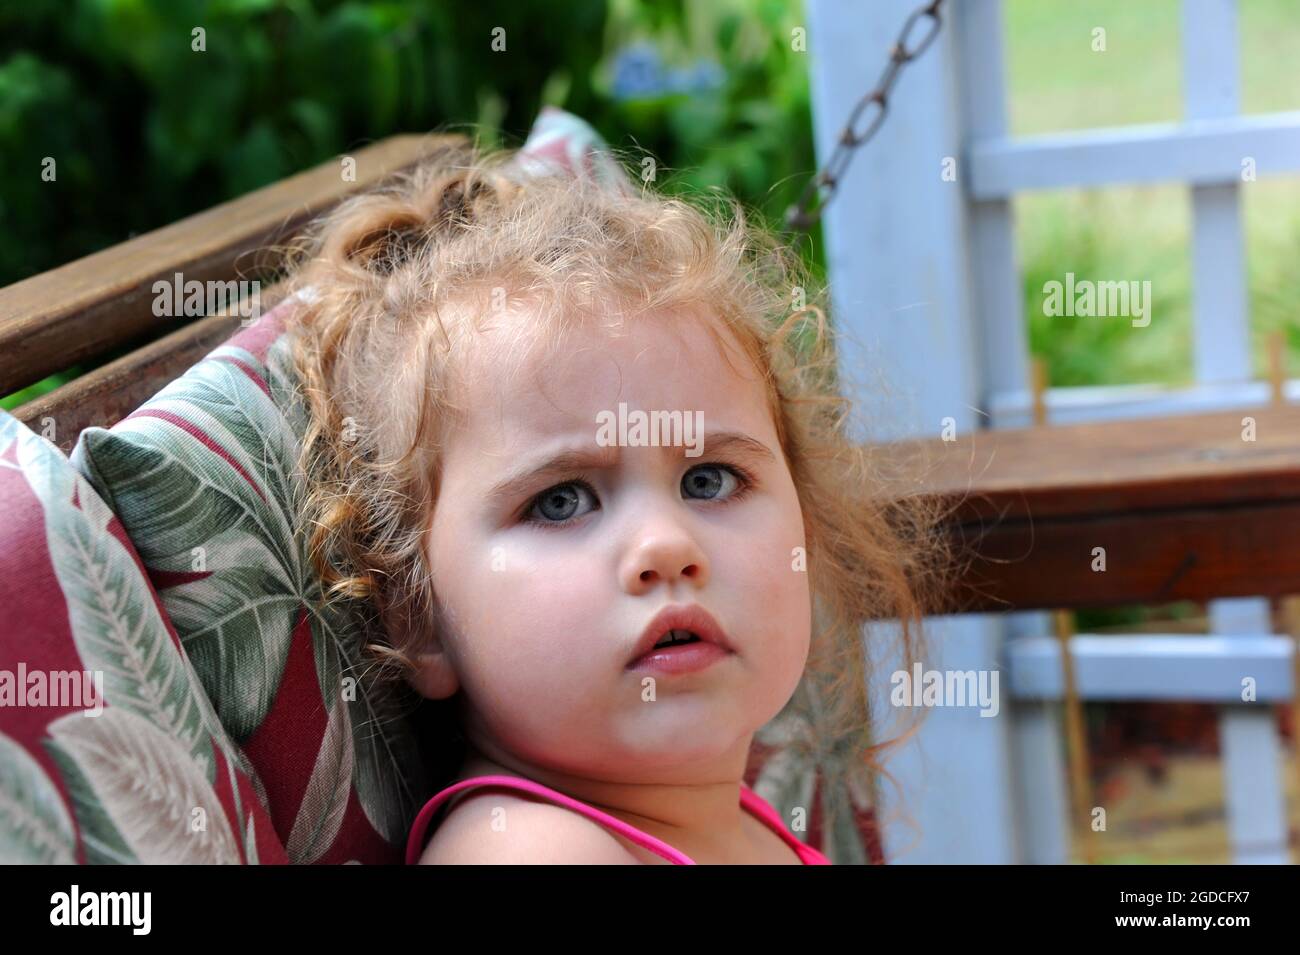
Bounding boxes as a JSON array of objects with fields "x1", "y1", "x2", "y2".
[
  {"x1": 1183, "y1": 0, "x2": 1290, "y2": 865},
  {"x1": 1184, "y1": 0, "x2": 1251, "y2": 385},
  {"x1": 958, "y1": 0, "x2": 1029, "y2": 407},
  {"x1": 1210, "y1": 597, "x2": 1290, "y2": 863},
  {"x1": 1005, "y1": 614, "x2": 1071, "y2": 864},
  {"x1": 807, "y1": 0, "x2": 1019, "y2": 863},
  {"x1": 957, "y1": 0, "x2": 1070, "y2": 864}
]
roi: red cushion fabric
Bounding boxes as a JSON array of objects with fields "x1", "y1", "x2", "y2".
[{"x1": 0, "y1": 412, "x2": 287, "y2": 863}]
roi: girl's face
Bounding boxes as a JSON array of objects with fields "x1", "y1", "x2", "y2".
[{"x1": 413, "y1": 309, "x2": 812, "y2": 784}]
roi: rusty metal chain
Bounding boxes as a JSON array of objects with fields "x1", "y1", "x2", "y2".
[{"x1": 784, "y1": 0, "x2": 947, "y2": 235}]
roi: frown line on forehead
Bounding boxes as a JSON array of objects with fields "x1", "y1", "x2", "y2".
[{"x1": 485, "y1": 431, "x2": 777, "y2": 506}]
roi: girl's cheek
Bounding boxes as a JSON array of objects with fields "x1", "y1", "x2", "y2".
[
  {"x1": 481, "y1": 542, "x2": 603, "y2": 625},
  {"x1": 732, "y1": 494, "x2": 806, "y2": 592},
  {"x1": 753, "y1": 498, "x2": 813, "y2": 649}
]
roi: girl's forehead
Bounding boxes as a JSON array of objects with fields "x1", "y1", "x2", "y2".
[
  {"x1": 461, "y1": 303, "x2": 757, "y2": 393},
  {"x1": 450, "y1": 307, "x2": 771, "y2": 445}
]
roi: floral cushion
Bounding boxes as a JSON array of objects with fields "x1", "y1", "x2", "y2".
[
  {"x1": 0, "y1": 410, "x2": 286, "y2": 863},
  {"x1": 71, "y1": 304, "x2": 422, "y2": 864}
]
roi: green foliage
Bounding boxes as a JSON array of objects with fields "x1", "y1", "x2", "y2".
[
  {"x1": 0, "y1": 0, "x2": 823, "y2": 408},
  {"x1": 1019, "y1": 186, "x2": 1193, "y2": 389},
  {"x1": 0, "y1": 0, "x2": 820, "y2": 287}
]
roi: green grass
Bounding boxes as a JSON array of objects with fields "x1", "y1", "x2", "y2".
[
  {"x1": 1005, "y1": 0, "x2": 1300, "y2": 387},
  {"x1": 0, "y1": 371, "x2": 79, "y2": 412}
]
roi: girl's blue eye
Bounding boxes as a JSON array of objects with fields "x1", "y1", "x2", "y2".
[
  {"x1": 522, "y1": 463, "x2": 753, "y2": 528},
  {"x1": 529, "y1": 481, "x2": 598, "y2": 523},
  {"x1": 682, "y1": 464, "x2": 739, "y2": 500}
]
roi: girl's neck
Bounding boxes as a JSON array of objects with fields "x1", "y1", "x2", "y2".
[{"x1": 453, "y1": 737, "x2": 771, "y2": 864}]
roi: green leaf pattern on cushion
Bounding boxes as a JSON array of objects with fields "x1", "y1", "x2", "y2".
[
  {"x1": 301, "y1": 587, "x2": 425, "y2": 848},
  {"x1": 16, "y1": 417, "x2": 215, "y2": 776},
  {"x1": 46, "y1": 708, "x2": 243, "y2": 864},
  {"x1": 74, "y1": 326, "x2": 425, "y2": 848},
  {"x1": 285, "y1": 675, "x2": 353, "y2": 863},
  {"x1": 74, "y1": 359, "x2": 301, "y2": 742},
  {"x1": 0, "y1": 730, "x2": 77, "y2": 864},
  {"x1": 9, "y1": 412, "x2": 265, "y2": 861},
  {"x1": 44, "y1": 729, "x2": 138, "y2": 864}
]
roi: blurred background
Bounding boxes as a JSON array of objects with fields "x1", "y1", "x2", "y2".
[
  {"x1": 4, "y1": 0, "x2": 1299, "y2": 399},
  {"x1": 2, "y1": 0, "x2": 1298, "y2": 863}
]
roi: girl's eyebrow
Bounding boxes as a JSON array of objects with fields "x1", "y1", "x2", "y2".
[{"x1": 485, "y1": 431, "x2": 776, "y2": 505}]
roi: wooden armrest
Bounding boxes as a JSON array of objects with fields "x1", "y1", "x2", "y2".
[
  {"x1": 13, "y1": 287, "x2": 289, "y2": 453},
  {"x1": 0, "y1": 134, "x2": 463, "y2": 396},
  {"x1": 886, "y1": 406, "x2": 1300, "y2": 613}
]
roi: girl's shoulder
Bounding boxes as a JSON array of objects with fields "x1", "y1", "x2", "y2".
[{"x1": 418, "y1": 783, "x2": 644, "y2": 865}]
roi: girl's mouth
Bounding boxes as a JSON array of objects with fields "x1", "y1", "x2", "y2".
[
  {"x1": 625, "y1": 603, "x2": 735, "y2": 673},
  {"x1": 654, "y1": 629, "x2": 700, "y2": 648},
  {"x1": 627, "y1": 629, "x2": 732, "y2": 674}
]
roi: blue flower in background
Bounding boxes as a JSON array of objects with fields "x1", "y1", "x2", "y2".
[
  {"x1": 667, "y1": 60, "x2": 725, "y2": 95},
  {"x1": 612, "y1": 43, "x2": 667, "y2": 100},
  {"x1": 611, "y1": 43, "x2": 725, "y2": 101}
]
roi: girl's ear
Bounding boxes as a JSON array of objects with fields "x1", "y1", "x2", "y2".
[
  {"x1": 404, "y1": 636, "x2": 460, "y2": 701},
  {"x1": 381, "y1": 596, "x2": 461, "y2": 701}
]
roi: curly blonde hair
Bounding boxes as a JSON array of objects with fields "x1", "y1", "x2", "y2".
[{"x1": 281, "y1": 131, "x2": 955, "y2": 835}]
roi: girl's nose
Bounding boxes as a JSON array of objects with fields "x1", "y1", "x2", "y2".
[{"x1": 619, "y1": 521, "x2": 711, "y2": 595}]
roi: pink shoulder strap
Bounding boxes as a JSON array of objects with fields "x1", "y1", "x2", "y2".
[
  {"x1": 406, "y1": 774, "x2": 694, "y2": 864},
  {"x1": 407, "y1": 774, "x2": 832, "y2": 865},
  {"x1": 738, "y1": 786, "x2": 833, "y2": 865}
]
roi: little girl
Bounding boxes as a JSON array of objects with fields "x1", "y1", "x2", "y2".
[{"x1": 283, "y1": 134, "x2": 945, "y2": 864}]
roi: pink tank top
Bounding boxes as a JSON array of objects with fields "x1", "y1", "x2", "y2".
[{"x1": 406, "y1": 774, "x2": 832, "y2": 865}]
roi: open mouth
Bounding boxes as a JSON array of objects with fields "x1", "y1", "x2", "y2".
[
  {"x1": 627, "y1": 604, "x2": 733, "y2": 671},
  {"x1": 653, "y1": 629, "x2": 702, "y2": 649}
]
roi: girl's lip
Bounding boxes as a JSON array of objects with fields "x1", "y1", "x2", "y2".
[
  {"x1": 625, "y1": 640, "x2": 732, "y2": 674},
  {"x1": 626, "y1": 603, "x2": 734, "y2": 667}
]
